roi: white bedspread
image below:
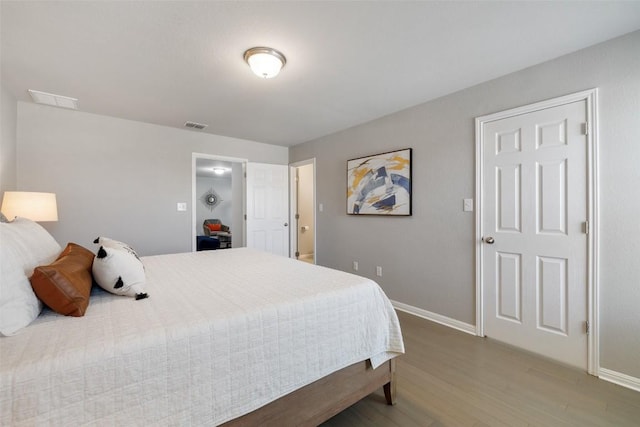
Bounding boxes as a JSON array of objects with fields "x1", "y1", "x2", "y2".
[{"x1": 0, "y1": 248, "x2": 404, "y2": 426}]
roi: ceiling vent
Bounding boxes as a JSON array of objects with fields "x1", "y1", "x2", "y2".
[
  {"x1": 184, "y1": 121, "x2": 208, "y2": 130},
  {"x1": 28, "y1": 89, "x2": 78, "y2": 110}
]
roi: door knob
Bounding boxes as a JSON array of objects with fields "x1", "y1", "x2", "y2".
[
  {"x1": 484, "y1": 237, "x2": 495, "y2": 244},
  {"x1": 284, "y1": 223, "x2": 288, "y2": 227}
]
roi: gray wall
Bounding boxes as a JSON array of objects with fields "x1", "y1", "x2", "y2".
[
  {"x1": 0, "y1": 83, "x2": 17, "y2": 194},
  {"x1": 231, "y1": 162, "x2": 244, "y2": 247},
  {"x1": 290, "y1": 31, "x2": 640, "y2": 378},
  {"x1": 17, "y1": 102, "x2": 288, "y2": 255}
]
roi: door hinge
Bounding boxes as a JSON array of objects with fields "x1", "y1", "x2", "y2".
[
  {"x1": 585, "y1": 320, "x2": 590, "y2": 335},
  {"x1": 244, "y1": 214, "x2": 247, "y2": 220},
  {"x1": 295, "y1": 251, "x2": 300, "y2": 258},
  {"x1": 295, "y1": 213, "x2": 300, "y2": 220},
  {"x1": 582, "y1": 122, "x2": 589, "y2": 136},
  {"x1": 583, "y1": 220, "x2": 589, "y2": 234}
]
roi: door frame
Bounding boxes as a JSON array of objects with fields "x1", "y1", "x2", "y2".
[
  {"x1": 474, "y1": 89, "x2": 599, "y2": 375},
  {"x1": 289, "y1": 158, "x2": 316, "y2": 263},
  {"x1": 191, "y1": 153, "x2": 248, "y2": 252}
]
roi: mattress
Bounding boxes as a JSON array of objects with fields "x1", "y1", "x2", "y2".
[{"x1": 0, "y1": 248, "x2": 404, "y2": 426}]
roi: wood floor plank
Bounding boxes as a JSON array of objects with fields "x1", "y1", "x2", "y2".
[{"x1": 321, "y1": 311, "x2": 640, "y2": 426}]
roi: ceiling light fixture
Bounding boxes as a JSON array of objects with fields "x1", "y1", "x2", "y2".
[
  {"x1": 243, "y1": 47, "x2": 286, "y2": 79},
  {"x1": 212, "y1": 167, "x2": 226, "y2": 175}
]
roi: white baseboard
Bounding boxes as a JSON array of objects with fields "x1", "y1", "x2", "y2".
[
  {"x1": 391, "y1": 300, "x2": 477, "y2": 336},
  {"x1": 599, "y1": 368, "x2": 640, "y2": 392}
]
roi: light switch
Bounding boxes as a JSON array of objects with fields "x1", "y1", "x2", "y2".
[
  {"x1": 463, "y1": 198, "x2": 473, "y2": 212},
  {"x1": 319, "y1": 203, "x2": 324, "y2": 212},
  {"x1": 177, "y1": 202, "x2": 187, "y2": 212}
]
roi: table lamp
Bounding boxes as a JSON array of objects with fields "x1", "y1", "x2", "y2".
[{"x1": 0, "y1": 191, "x2": 58, "y2": 222}]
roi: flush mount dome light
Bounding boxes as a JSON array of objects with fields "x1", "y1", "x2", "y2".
[{"x1": 243, "y1": 47, "x2": 286, "y2": 79}]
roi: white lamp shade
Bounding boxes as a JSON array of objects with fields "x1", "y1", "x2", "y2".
[
  {"x1": 247, "y1": 53, "x2": 283, "y2": 78},
  {"x1": 1, "y1": 192, "x2": 58, "y2": 222},
  {"x1": 244, "y1": 47, "x2": 286, "y2": 79}
]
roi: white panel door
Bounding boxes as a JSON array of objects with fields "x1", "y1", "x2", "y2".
[
  {"x1": 483, "y1": 100, "x2": 588, "y2": 369},
  {"x1": 246, "y1": 163, "x2": 289, "y2": 257}
]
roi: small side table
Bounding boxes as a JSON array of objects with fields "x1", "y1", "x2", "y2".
[{"x1": 216, "y1": 232, "x2": 232, "y2": 249}]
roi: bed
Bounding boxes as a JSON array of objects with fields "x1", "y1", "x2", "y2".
[{"x1": 0, "y1": 219, "x2": 404, "y2": 426}]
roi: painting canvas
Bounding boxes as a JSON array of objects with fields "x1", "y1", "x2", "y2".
[{"x1": 347, "y1": 148, "x2": 412, "y2": 215}]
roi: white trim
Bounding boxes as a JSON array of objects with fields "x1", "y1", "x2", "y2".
[
  {"x1": 475, "y1": 89, "x2": 599, "y2": 375},
  {"x1": 289, "y1": 166, "x2": 296, "y2": 258},
  {"x1": 586, "y1": 90, "x2": 600, "y2": 375},
  {"x1": 599, "y1": 368, "x2": 640, "y2": 393},
  {"x1": 392, "y1": 300, "x2": 476, "y2": 336},
  {"x1": 289, "y1": 158, "x2": 316, "y2": 264},
  {"x1": 475, "y1": 114, "x2": 484, "y2": 337},
  {"x1": 191, "y1": 153, "x2": 248, "y2": 252}
]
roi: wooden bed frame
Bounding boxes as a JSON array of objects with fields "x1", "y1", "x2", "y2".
[{"x1": 222, "y1": 358, "x2": 396, "y2": 426}]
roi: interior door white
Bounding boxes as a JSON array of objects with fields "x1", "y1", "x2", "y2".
[
  {"x1": 482, "y1": 100, "x2": 588, "y2": 369},
  {"x1": 246, "y1": 162, "x2": 290, "y2": 256}
]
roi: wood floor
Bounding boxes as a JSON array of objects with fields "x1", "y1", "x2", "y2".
[{"x1": 322, "y1": 311, "x2": 640, "y2": 427}]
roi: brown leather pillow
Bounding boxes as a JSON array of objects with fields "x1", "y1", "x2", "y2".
[{"x1": 30, "y1": 243, "x2": 94, "y2": 317}]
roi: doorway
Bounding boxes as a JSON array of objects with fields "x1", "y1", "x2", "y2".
[
  {"x1": 191, "y1": 153, "x2": 247, "y2": 252},
  {"x1": 290, "y1": 159, "x2": 316, "y2": 264},
  {"x1": 475, "y1": 89, "x2": 599, "y2": 373}
]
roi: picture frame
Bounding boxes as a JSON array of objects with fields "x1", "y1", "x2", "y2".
[{"x1": 347, "y1": 148, "x2": 412, "y2": 216}]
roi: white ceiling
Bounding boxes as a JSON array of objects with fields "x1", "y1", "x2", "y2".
[{"x1": 2, "y1": 1, "x2": 639, "y2": 147}]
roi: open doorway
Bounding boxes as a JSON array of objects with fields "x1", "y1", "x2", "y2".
[
  {"x1": 192, "y1": 153, "x2": 247, "y2": 252},
  {"x1": 290, "y1": 159, "x2": 316, "y2": 264}
]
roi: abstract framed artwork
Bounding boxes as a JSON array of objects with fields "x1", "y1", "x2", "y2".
[{"x1": 347, "y1": 148, "x2": 412, "y2": 216}]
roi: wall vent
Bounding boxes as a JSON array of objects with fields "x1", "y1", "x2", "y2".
[
  {"x1": 184, "y1": 121, "x2": 208, "y2": 130},
  {"x1": 28, "y1": 89, "x2": 78, "y2": 110}
]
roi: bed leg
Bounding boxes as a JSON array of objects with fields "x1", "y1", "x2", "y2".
[{"x1": 383, "y1": 358, "x2": 397, "y2": 405}]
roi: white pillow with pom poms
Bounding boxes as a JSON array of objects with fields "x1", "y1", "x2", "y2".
[
  {"x1": 93, "y1": 236, "x2": 141, "y2": 259},
  {"x1": 92, "y1": 239, "x2": 148, "y2": 300}
]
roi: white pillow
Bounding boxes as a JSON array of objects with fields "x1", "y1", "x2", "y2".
[
  {"x1": 93, "y1": 236, "x2": 140, "y2": 258},
  {"x1": 92, "y1": 241, "x2": 148, "y2": 300},
  {"x1": 0, "y1": 217, "x2": 62, "y2": 336}
]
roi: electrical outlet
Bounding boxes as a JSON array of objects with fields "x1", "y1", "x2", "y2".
[
  {"x1": 319, "y1": 203, "x2": 324, "y2": 212},
  {"x1": 376, "y1": 266, "x2": 382, "y2": 277},
  {"x1": 177, "y1": 202, "x2": 187, "y2": 212},
  {"x1": 353, "y1": 261, "x2": 359, "y2": 271}
]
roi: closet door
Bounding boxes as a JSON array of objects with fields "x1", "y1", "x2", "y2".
[{"x1": 246, "y1": 163, "x2": 289, "y2": 257}]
